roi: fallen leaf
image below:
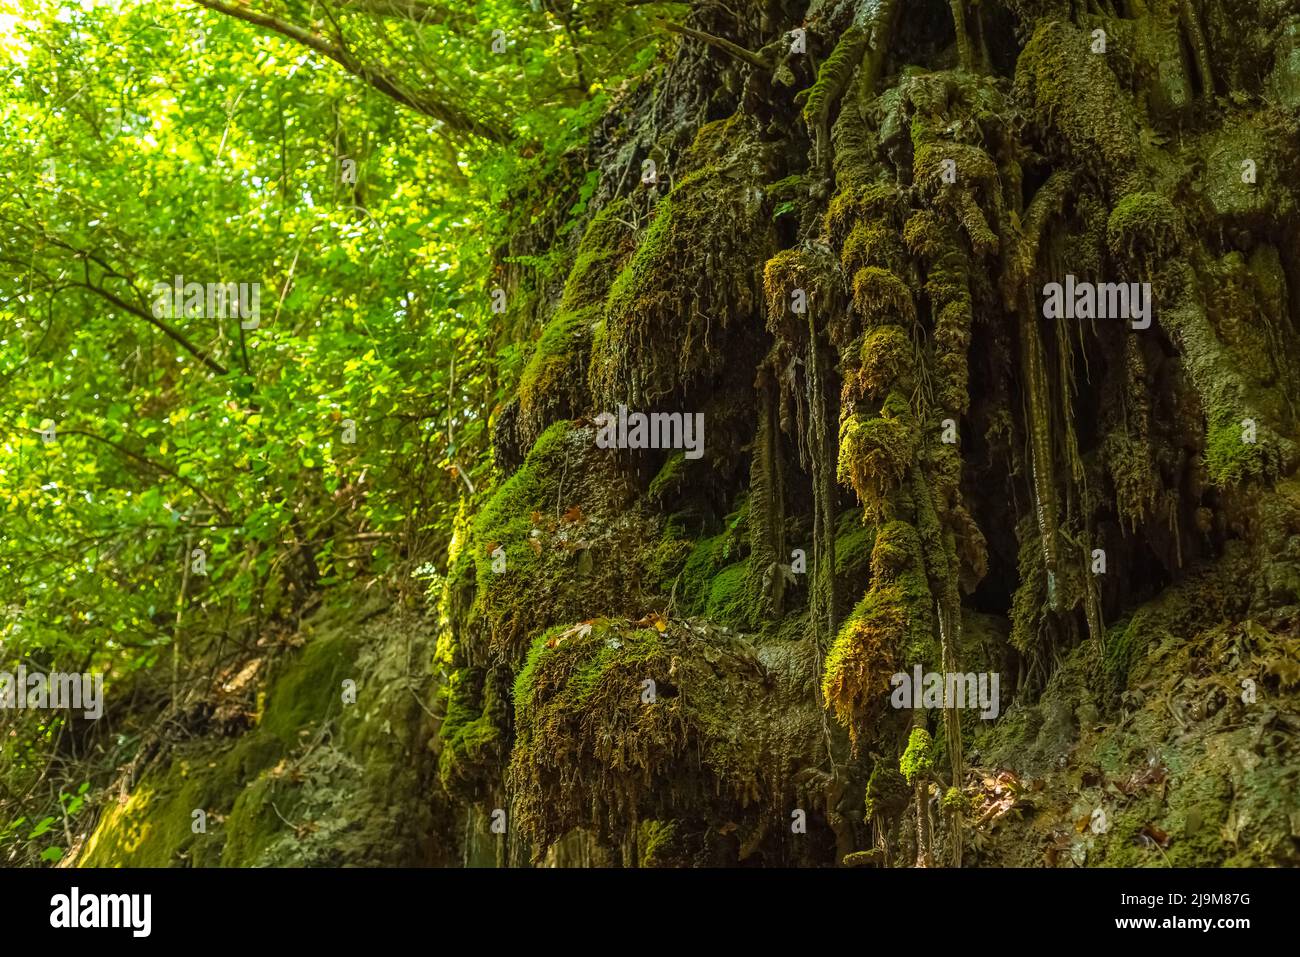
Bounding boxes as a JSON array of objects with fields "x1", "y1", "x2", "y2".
[
  {"x1": 528, "y1": 538, "x2": 542, "y2": 556},
  {"x1": 483, "y1": 541, "x2": 500, "y2": 557},
  {"x1": 635, "y1": 611, "x2": 668, "y2": 632},
  {"x1": 562, "y1": 504, "x2": 585, "y2": 524},
  {"x1": 548, "y1": 620, "x2": 595, "y2": 648},
  {"x1": 530, "y1": 510, "x2": 542, "y2": 525},
  {"x1": 1140, "y1": 823, "x2": 1171, "y2": 847}
]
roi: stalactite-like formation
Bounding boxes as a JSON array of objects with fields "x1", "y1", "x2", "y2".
[{"x1": 439, "y1": 0, "x2": 1300, "y2": 869}]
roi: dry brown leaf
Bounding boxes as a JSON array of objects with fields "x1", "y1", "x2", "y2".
[
  {"x1": 548, "y1": 620, "x2": 595, "y2": 648},
  {"x1": 1140, "y1": 822, "x2": 1171, "y2": 847}
]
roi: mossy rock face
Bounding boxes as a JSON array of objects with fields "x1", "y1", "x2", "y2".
[
  {"x1": 257, "y1": 626, "x2": 360, "y2": 749},
  {"x1": 1268, "y1": 15, "x2": 1300, "y2": 107},
  {"x1": 79, "y1": 742, "x2": 251, "y2": 867},
  {"x1": 517, "y1": 306, "x2": 597, "y2": 447},
  {"x1": 436, "y1": 665, "x2": 507, "y2": 796},
  {"x1": 837, "y1": 395, "x2": 919, "y2": 520},
  {"x1": 509, "y1": 616, "x2": 821, "y2": 862},
  {"x1": 465, "y1": 420, "x2": 646, "y2": 655},
  {"x1": 436, "y1": 419, "x2": 658, "y2": 794},
  {"x1": 588, "y1": 113, "x2": 777, "y2": 409},
  {"x1": 800, "y1": 25, "x2": 868, "y2": 127},
  {"x1": 1014, "y1": 20, "x2": 1141, "y2": 188},
  {"x1": 856, "y1": 325, "x2": 914, "y2": 400},
  {"x1": 80, "y1": 600, "x2": 455, "y2": 867},
  {"x1": 674, "y1": 500, "x2": 749, "y2": 616},
  {"x1": 701, "y1": 560, "x2": 767, "y2": 631},
  {"x1": 833, "y1": 508, "x2": 876, "y2": 585},
  {"x1": 517, "y1": 198, "x2": 636, "y2": 446},
  {"x1": 1188, "y1": 117, "x2": 1293, "y2": 227},
  {"x1": 1105, "y1": 192, "x2": 1179, "y2": 262},
  {"x1": 969, "y1": 597, "x2": 1300, "y2": 868}
]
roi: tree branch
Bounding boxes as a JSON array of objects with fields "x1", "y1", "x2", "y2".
[
  {"x1": 192, "y1": 0, "x2": 509, "y2": 142},
  {"x1": 654, "y1": 18, "x2": 771, "y2": 70},
  {"x1": 72, "y1": 281, "x2": 230, "y2": 377},
  {"x1": 339, "y1": 0, "x2": 471, "y2": 28},
  {"x1": 59, "y1": 429, "x2": 232, "y2": 519}
]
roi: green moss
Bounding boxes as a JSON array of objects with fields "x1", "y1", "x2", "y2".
[
  {"x1": 934, "y1": 299, "x2": 972, "y2": 413},
  {"x1": 80, "y1": 597, "x2": 449, "y2": 869},
  {"x1": 913, "y1": 142, "x2": 998, "y2": 184},
  {"x1": 1009, "y1": 521, "x2": 1046, "y2": 653},
  {"x1": 762, "y1": 248, "x2": 839, "y2": 339},
  {"x1": 590, "y1": 115, "x2": 772, "y2": 407},
  {"x1": 822, "y1": 584, "x2": 907, "y2": 744},
  {"x1": 1014, "y1": 20, "x2": 1141, "y2": 188},
  {"x1": 1155, "y1": 261, "x2": 1293, "y2": 486},
  {"x1": 909, "y1": 137, "x2": 1001, "y2": 256},
  {"x1": 513, "y1": 194, "x2": 627, "y2": 434},
  {"x1": 899, "y1": 727, "x2": 935, "y2": 784},
  {"x1": 258, "y1": 629, "x2": 358, "y2": 748},
  {"x1": 80, "y1": 747, "x2": 237, "y2": 867},
  {"x1": 824, "y1": 184, "x2": 902, "y2": 247},
  {"x1": 1106, "y1": 192, "x2": 1179, "y2": 261},
  {"x1": 563, "y1": 197, "x2": 632, "y2": 307},
  {"x1": 851, "y1": 267, "x2": 915, "y2": 325},
  {"x1": 865, "y1": 761, "x2": 909, "y2": 819},
  {"x1": 857, "y1": 325, "x2": 913, "y2": 399},
  {"x1": 769, "y1": 174, "x2": 807, "y2": 222},
  {"x1": 800, "y1": 26, "x2": 868, "y2": 127},
  {"x1": 517, "y1": 304, "x2": 598, "y2": 435},
  {"x1": 508, "y1": 617, "x2": 771, "y2": 856},
  {"x1": 645, "y1": 519, "x2": 693, "y2": 592},
  {"x1": 470, "y1": 420, "x2": 572, "y2": 647},
  {"x1": 841, "y1": 221, "x2": 901, "y2": 275},
  {"x1": 676, "y1": 501, "x2": 748, "y2": 614},
  {"x1": 870, "y1": 520, "x2": 916, "y2": 581},
  {"x1": 1204, "y1": 417, "x2": 1280, "y2": 486},
  {"x1": 834, "y1": 509, "x2": 876, "y2": 580},
  {"x1": 903, "y1": 210, "x2": 944, "y2": 259},
  {"x1": 704, "y1": 562, "x2": 754, "y2": 629},
  {"x1": 639, "y1": 819, "x2": 679, "y2": 867},
  {"x1": 837, "y1": 392, "x2": 918, "y2": 520},
  {"x1": 648, "y1": 452, "x2": 687, "y2": 504},
  {"x1": 1103, "y1": 431, "x2": 1159, "y2": 530},
  {"x1": 219, "y1": 772, "x2": 287, "y2": 867},
  {"x1": 437, "y1": 666, "x2": 506, "y2": 791}
]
